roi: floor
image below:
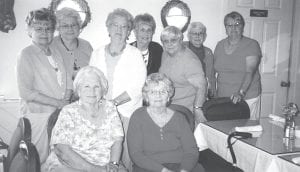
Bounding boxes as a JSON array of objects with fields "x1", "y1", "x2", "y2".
[{"x1": 199, "y1": 149, "x2": 243, "y2": 172}]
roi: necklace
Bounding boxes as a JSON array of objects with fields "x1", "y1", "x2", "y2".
[
  {"x1": 142, "y1": 49, "x2": 149, "y2": 64},
  {"x1": 60, "y1": 36, "x2": 79, "y2": 51}
]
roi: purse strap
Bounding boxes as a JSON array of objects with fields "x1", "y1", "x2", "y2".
[{"x1": 21, "y1": 117, "x2": 31, "y2": 143}]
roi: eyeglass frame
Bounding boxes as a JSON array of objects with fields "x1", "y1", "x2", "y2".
[{"x1": 58, "y1": 23, "x2": 80, "y2": 30}]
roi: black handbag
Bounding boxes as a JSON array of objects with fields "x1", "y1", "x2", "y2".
[
  {"x1": 7, "y1": 117, "x2": 41, "y2": 172},
  {"x1": 203, "y1": 97, "x2": 250, "y2": 121},
  {"x1": 0, "y1": 137, "x2": 9, "y2": 172}
]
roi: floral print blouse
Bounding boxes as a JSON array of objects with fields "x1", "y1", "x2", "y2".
[{"x1": 44, "y1": 100, "x2": 124, "y2": 170}]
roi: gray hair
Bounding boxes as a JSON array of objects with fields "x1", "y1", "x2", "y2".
[
  {"x1": 106, "y1": 8, "x2": 133, "y2": 31},
  {"x1": 160, "y1": 26, "x2": 183, "y2": 42},
  {"x1": 133, "y1": 13, "x2": 156, "y2": 32},
  {"x1": 55, "y1": 7, "x2": 82, "y2": 28},
  {"x1": 142, "y1": 73, "x2": 174, "y2": 105},
  {"x1": 224, "y1": 11, "x2": 245, "y2": 27},
  {"x1": 188, "y1": 22, "x2": 206, "y2": 33},
  {"x1": 73, "y1": 66, "x2": 108, "y2": 96},
  {"x1": 25, "y1": 8, "x2": 56, "y2": 28}
]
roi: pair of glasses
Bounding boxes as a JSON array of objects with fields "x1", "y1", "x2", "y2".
[
  {"x1": 189, "y1": 32, "x2": 205, "y2": 37},
  {"x1": 148, "y1": 90, "x2": 168, "y2": 95},
  {"x1": 161, "y1": 38, "x2": 179, "y2": 45},
  {"x1": 33, "y1": 27, "x2": 54, "y2": 33},
  {"x1": 225, "y1": 22, "x2": 242, "y2": 28},
  {"x1": 110, "y1": 23, "x2": 128, "y2": 30},
  {"x1": 59, "y1": 24, "x2": 79, "y2": 30}
]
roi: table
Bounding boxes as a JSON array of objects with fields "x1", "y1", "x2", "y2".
[{"x1": 194, "y1": 118, "x2": 300, "y2": 172}]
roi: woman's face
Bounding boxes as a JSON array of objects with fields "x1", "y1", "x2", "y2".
[
  {"x1": 30, "y1": 20, "x2": 54, "y2": 47},
  {"x1": 57, "y1": 17, "x2": 80, "y2": 41},
  {"x1": 78, "y1": 73, "x2": 104, "y2": 105},
  {"x1": 161, "y1": 34, "x2": 183, "y2": 57},
  {"x1": 108, "y1": 16, "x2": 130, "y2": 43},
  {"x1": 146, "y1": 83, "x2": 169, "y2": 108},
  {"x1": 134, "y1": 22, "x2": 153, "y2": 46},
  {"x1": 188, "y1": 27, "x2": 206, "y2": 48},
  {"x1": 225, "y1": 18, "x2": 244, "y2": 38}
]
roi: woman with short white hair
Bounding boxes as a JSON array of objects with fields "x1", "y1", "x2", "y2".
[{"x1": 44, "y1": 66, "x2": 126, "y2": 172}]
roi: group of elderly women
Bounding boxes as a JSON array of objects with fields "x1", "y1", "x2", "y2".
[{"x1": 13, "y1": 4, "x2": 262, "y2": 172}]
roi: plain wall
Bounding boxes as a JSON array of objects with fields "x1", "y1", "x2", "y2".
[{"x1": 0, "y1": 0, "x2": 225, "y2": 98}]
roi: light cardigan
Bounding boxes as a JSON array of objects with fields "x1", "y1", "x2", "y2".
[
  {"x1": 89, "y1": 44, "x2": 146, "y2": 118},
  {"x1": 17, "y1": 43, "x2": 72, "y2": 114}
]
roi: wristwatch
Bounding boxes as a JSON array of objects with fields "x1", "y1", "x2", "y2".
[{"x1": 194, "y1": 106, "x2": 203, "y2": 110}]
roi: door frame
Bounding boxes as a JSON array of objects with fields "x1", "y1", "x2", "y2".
[{"x1": 288, "y1": 0, "x2": 300, "y2": 106}]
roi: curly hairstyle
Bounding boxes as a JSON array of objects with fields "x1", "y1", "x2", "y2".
[
  {"x1": 133, "y1": 13, "x2": 156, "y2": 33},
  {"x1": 142, "y1": 73, "x2": 174, "y2": 105},
  {"x1": 73, "y1": 66, "x2": 108, "y2": 97},
  {"x1": 106, "y1": 8, "x2": 133, "y2": 31},
  {"x1": 55, "y1": 7, "x2": 82, "y2": 28},
  {"x1": 25, "y1": 8, "x2": 56, "y2": 28}
]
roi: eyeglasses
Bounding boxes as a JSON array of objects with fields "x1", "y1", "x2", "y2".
[
  {"x1": 110, "y1": 23, "x2": 128, "y2": 30},
  {"x1": 225, "y1": 22, "x2": 242, "y2": 29},
  {"x1": 148, "y1": 90, "x2": 168, "y2": 96},
  {"x1": 59, "y1": 24, "x2": 79, "y2": 30},
  {"x1": 189, "y1": 32, "x2": 205, "y2": 37},
  {"x1": 33, "y1": 27, "x2": 54, "y2": 33},
  {"x1": 161, "y1": 38, "x2": 179, "y2": 45}
]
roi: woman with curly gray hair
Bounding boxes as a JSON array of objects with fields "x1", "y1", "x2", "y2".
[
  {"x1": 127, "y1": 73, "x2": 204, "y2": 172},
  {"x1": 130, "y1": 13, "x2": 163, "y2": 75},
  {"x1": 90, "y1": 8, "x2": 146, "y2": 171},
  {"x1": 43, "y1": 66, "x2": 127, "y2": 172}
]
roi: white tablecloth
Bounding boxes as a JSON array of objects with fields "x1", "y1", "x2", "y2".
[{"x1": 194, "y1": 123, "x2": 300, "y2": 172}]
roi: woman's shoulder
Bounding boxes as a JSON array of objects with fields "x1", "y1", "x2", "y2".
[
  {"x1": 149, "y1": 41, "x2": 163, "y2": 50},
  {"x1": 131, "y1": 107, "x2": 147, "y2": 119},
  {"x1": 61, "y1": 101, "x2": 80, "y2": 111},
  {"x1": 102, "y1": 99, "x2": 118, "y2": 115},
  {"x1": 19, "y1": 44, "x2": 41, "y2": 59},
  {"x1": 241, "y1": 36, "x2": 257, "y2": 43},
  {"x1": 124, "y1": 44, "x2": 142, "y2": 54},
  {"x1": 216, "y1": 38, "x2": 227, "y2": 46},
  {"x1": 78, "y1": 38, "x2": 93, "y2": 49}
]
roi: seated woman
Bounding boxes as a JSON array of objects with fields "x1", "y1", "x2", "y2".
[
  {"x1": 127, "y1": 73, "x2": 204, "y2": 172},
  {"x1": 43, "y1": 66, "x2": 126, "y2": 172}
]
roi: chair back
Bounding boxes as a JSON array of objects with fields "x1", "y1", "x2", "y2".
[
  {"x1": 47, "y1": 109, "x2": 61, "y2": 142},
  {"x1": 168, "y1": 104, "x2": 195, "y2": 131}
]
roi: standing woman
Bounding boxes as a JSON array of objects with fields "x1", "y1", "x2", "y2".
[
  {"x1": 131, "y1": 13, "x2": 163, "y2": 75},
  {"x1": 159, "y1": 26, "x2": 207, "y2": 124},
  {"x1": 214, "y1": 11, "x2": 262, "y2": 119},
  {"x1": 16, "y1": 8, "x2": 72, "y2": 163},
  {"x1": 89, "y1": 8, "x2": 146, "y2": 170},
  {"x1": 52, "y1": 7, "x2": 93, "y2": 81}
]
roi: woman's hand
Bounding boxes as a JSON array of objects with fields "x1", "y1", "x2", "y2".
[
  {"x1": 230, "y1": 91, "x2": 244, "y2": 104},
  {"x1": 106, "y1": 162, "x2": 119, "y2": 172}
]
